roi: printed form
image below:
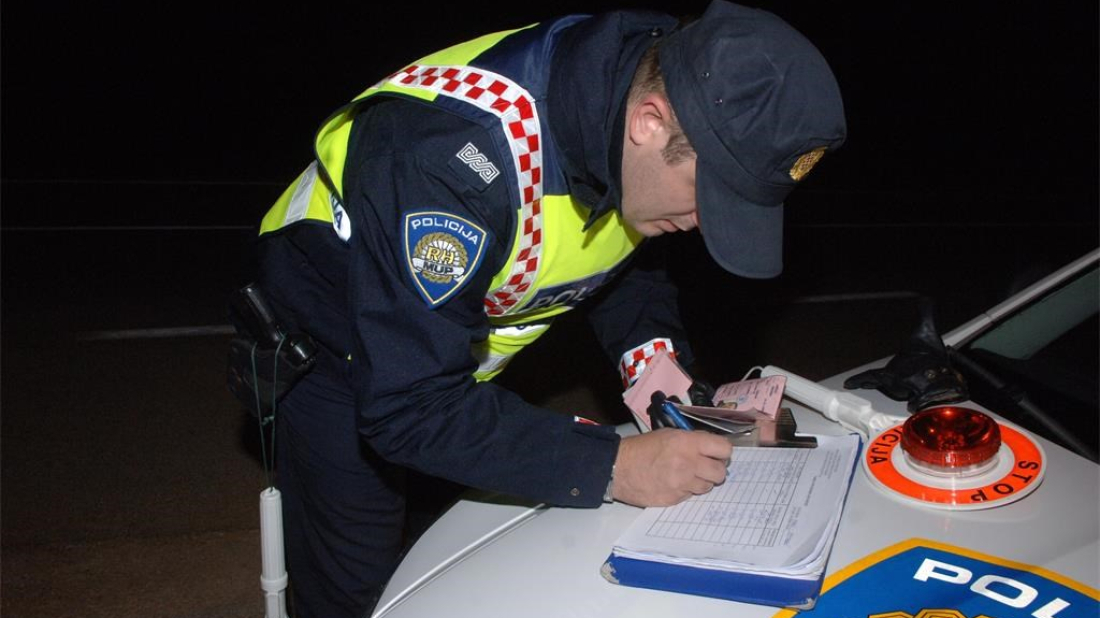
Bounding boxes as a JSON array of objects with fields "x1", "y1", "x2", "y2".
[{"x1": 611, "y1": 434, "x2": 860, "y2": 577}]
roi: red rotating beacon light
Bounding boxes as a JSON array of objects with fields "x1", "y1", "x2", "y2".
[{"x1": 900, "y1": 406, "x2": 1002, "y2": 476}]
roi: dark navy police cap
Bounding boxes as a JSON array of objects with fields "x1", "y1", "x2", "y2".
[{"x1": 659, "y1": 0, "x2": 846, "y2": 278}]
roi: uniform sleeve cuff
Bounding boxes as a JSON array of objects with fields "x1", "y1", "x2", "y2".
[{"x1": 551, "y1": 420, "x2": 620, "y2": 507}]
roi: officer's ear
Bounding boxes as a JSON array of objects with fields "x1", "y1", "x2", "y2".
[{"x1": 626, "y1": 93, "x2": 676, "y2": 149}]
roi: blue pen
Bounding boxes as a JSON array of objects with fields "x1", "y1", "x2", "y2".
[{"x1": 661, "y1": 400, "x2": 694, "y2": 431}]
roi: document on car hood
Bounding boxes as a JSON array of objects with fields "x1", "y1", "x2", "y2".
[{"x1": 611, "y1": 434, "x2": 860, "y2": 577}]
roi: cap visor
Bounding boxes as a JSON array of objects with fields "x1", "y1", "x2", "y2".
[{"x1": 695, "y1": 160, "x2": 785, "y2": 279}]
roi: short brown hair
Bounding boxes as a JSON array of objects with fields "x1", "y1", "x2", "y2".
[{"x1": 629, "y1": 44, "x2": 696, "y2": 165}]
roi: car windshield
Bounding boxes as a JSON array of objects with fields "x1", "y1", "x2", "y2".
[{"x1": 952, "y1": 263, "x2": 1099, "y2": 462}]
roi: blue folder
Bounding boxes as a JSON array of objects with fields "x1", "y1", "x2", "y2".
[
  {"x1": 601, "y1": 435, "x2": 861, "y2": 610},
  {"x1": 601, "y1": 553, "x2": 824, "y2": 609}
]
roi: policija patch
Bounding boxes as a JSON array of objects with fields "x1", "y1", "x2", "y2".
[{"x1": 403, "y1": 211, "x2": 488, "y2": 308}]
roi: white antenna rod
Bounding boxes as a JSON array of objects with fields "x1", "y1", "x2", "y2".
[
  {"x1": 761, "y1": 365, "x2": 905, "y2": 438},
  {"x1": 260, "y1": 487, "x2": 290, "y2": 618}
]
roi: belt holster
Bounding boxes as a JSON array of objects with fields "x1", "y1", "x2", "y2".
[{"x1": 226, "y1": 283, "x2": 317, "y2": 416}]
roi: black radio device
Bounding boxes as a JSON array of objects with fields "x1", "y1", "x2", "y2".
[{"x1": 226, "y1": 283, "x2": 318, "y2": 415}]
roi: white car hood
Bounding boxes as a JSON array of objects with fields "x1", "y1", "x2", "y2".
[{"x1": 375, "y1": 379, "x2": 1099, "y2": 617}]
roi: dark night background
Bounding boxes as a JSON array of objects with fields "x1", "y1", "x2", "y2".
[
  {"x1": 1, "y1": 2, "x2": 1097, "y2": 617},
  {"x1": 2, "y1": 2, "x2": 1096, "y2": 225},
  {"x1": 3, "y1": 0, "x2": 1096, "y2": 376}
]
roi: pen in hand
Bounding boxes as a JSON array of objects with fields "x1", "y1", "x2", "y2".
[
  {"x1": 648, "y1": 391, "x2": 694, "y2": 431},
  {"x1": 661, "y1": 401, "x2": 694, "y2": 430}
]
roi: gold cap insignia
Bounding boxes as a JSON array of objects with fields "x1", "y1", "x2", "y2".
[{"x1": 789, "y1": 147, "x2": 827, "y2": 181}]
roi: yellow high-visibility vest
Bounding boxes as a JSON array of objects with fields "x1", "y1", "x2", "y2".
[{"x1": 259, "y1": 20, "x2": 644, "y2": 380}]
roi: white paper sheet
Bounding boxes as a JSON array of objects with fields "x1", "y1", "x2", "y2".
[{"x1": 611, "y1": 434, "x2": 860, "y2": 576}]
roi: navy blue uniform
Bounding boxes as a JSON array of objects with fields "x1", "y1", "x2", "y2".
[{"x1": 255, "y1": 11, "x2": 693, "y2": 617}]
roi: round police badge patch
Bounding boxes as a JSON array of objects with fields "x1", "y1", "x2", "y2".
[
  {"x1": 404, "y1": 211, "x2": 488, "y2": 307},
  {"x1": 412, "y1": 232, "x2": 469, "y2": 282}
]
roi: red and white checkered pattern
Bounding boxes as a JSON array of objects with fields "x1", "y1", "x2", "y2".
[
  {"x1": 618, "y1": 338, "x2": 676, "y2": 389},
  {"x1": 383, "y1": 65, "x2": 544, "y2": 316}
]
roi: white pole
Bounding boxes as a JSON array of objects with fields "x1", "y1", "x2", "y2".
[
  {"x1": 260, "y1": 487, "x2": 290, "y2": 618},
  {"x1": 761, "y1": 365, "x2": 905, "y2": 438}
]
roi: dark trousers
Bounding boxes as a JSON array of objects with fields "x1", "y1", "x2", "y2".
[
  {"x1": 274, "y1": 360, "x2": 465, "y2": 618},
  {"x1": 276, "y1": 362, "x2": 407, "y2": 618}
]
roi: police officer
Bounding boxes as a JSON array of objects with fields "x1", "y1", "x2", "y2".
[{"x1": 250, "y1": 1, "x2": 845, "y2": 615}]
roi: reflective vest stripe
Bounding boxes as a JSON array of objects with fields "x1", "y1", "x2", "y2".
[
  {"x1": 285, "y1": 162, "x2": 319, "y2": 224},
  {"x1": 377, "y1": 64, "x2": 545, "y2": 317},
  {"x1": 473, "y1": 323, "x2": 552, "y2": 378},
  {"x1": 259, "y1": 161, "x2": 337, "y2": 235},
  {"x1": 619, "y1": 338, "x2": 677, "y2": 388}
]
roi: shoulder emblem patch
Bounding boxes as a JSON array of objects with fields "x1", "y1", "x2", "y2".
[
  {"x1": 455, "y1": 142, "x2": 500, "y2": 184},
  {"x1": 403, "y1": 211, "x2": 489, "y2": 308}
]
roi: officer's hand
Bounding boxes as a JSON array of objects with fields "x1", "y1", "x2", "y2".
[{"x1": 611, "y1": 429, "x2": 732, "y2": 507}]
